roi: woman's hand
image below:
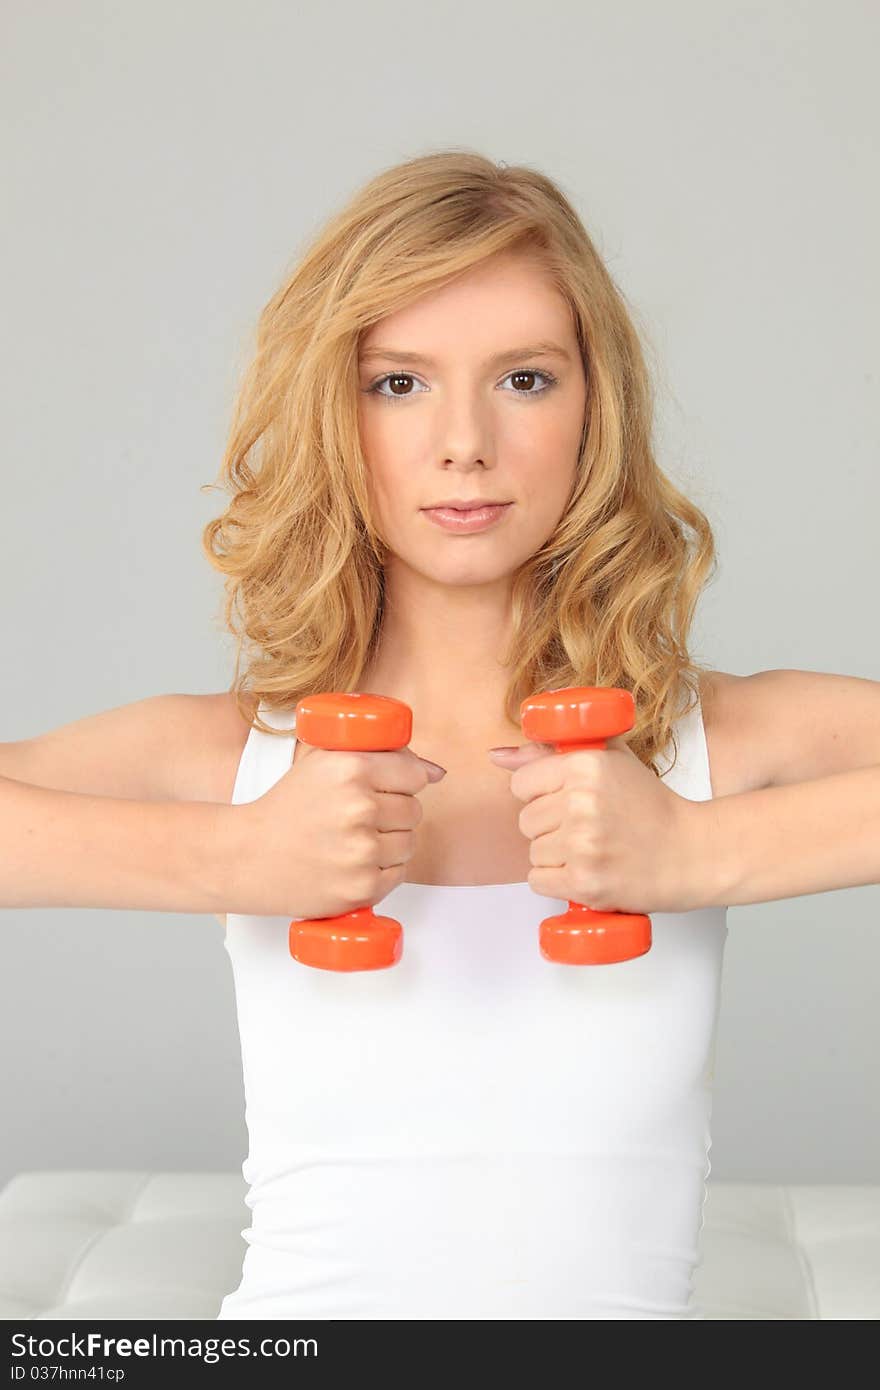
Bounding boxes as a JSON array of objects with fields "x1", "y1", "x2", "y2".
[
  {"x1": 487, "y1": 736, "x2": 707, "y2": 914},
  {"x1": 226, "y1": 743, "x2": 446, "y2": 920}
]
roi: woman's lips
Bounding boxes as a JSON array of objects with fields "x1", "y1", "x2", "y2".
[{"x1": 421, "y1": 503, "x2": 512, "y2": 533}]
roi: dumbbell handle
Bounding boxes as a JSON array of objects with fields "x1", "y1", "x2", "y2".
[
  {"x1": 287, "y1": 692, "x2": 412, "y2": 972},
  {"x1": 521, "y1": 685, "x2": 652, "y2": 966}
]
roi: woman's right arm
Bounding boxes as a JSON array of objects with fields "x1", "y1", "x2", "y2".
[
  {"x1": 0, "y1": 691, "x2": 438, "y2": 922},
  {"x1": 0, "y1": 773, "x2": 232, "y2": 912},
  {"x1": 0, "y1": 693, "x2": 240, "y2": 914}
]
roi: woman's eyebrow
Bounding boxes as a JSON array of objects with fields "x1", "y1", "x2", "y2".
[{"x1": 359, "y1": 341, "x2": 572, "y2": 367}]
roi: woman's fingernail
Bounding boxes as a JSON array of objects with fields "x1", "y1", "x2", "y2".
[
  {"x1": 420, "y1": 758, "x2": 448, "y2": 778},
  {"x1": 488, "y1": 745, "x2": 517, "y2": 755}
]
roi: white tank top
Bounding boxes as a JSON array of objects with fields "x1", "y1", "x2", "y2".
[{"x1": 217, "y1": 695, "x2": 728, "y2": 1320}]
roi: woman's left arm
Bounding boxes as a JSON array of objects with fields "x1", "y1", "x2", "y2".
[
  {"x1": 695, "y1": 668, "x2": 880, "y2": 907},
  {"x1": 694, "y1": 761, "x2": 880, "y2": 907}
]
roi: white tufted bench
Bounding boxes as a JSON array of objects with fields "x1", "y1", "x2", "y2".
[{"x1": 0, "y1": 1171, "x2": 878, "y2": 1320}]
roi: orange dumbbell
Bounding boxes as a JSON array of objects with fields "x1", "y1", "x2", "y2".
[
  {"x1": 520, "y1": 685, "x2": 652, "y2": 966},
  {"x1": 288, "y1": 692, "x2": 413, "y2": 972}
]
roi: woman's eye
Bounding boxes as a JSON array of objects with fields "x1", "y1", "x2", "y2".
[
  {"x1": 500, "y1": 368, "x2": 558, "y2": 395},
  {"x1": 368, "y1": 373, "x2": 428, "y2": 400},
  {"x1": 365, "y1": 368, "x2": 558, "y2": 402}
]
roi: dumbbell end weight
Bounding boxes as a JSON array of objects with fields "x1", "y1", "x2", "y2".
[
  {"x1": 538, "y1": 907, "x2": 651, "y2": 965},
  {"x1": 289, "y1": 908, "x2": 403, "y2": 972}
]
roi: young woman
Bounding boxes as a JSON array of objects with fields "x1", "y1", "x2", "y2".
[{"x1": 3, "y1": 151, "x2": 878, "y2": 1319}]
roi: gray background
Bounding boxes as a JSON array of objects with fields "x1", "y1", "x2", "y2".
[{"x1": 1, "y1": 1, "x2": 877, "y2": 1189}]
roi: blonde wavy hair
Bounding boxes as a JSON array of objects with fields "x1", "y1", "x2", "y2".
[{"x1": 201, "y1": 149, "x2": 719, "y2": 777}]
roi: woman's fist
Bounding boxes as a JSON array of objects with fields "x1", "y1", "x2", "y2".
[{"x1": 224, "y1": 742, "x2": 446, "y2": 920}]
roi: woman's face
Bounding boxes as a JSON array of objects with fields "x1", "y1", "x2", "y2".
[{"x1": 357, "y1": 251, "x2": 588, "y2": 588}]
